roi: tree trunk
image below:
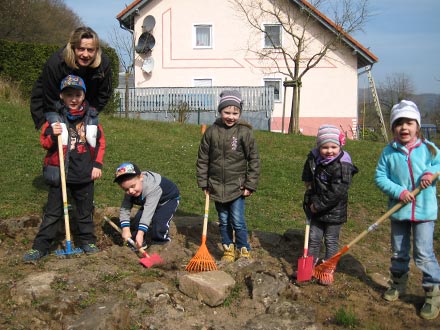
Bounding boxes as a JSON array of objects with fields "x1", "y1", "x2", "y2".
[
  {"x1": 124, "y1": 71, "x2": 129, "y2": 118},
  {"x1": 295, "y1": 85, "x2": 301, "y2": 134}
]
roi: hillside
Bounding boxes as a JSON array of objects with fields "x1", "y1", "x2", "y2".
[{"x1": 0, "y1": 100, "x2": 439, "y2": 329}]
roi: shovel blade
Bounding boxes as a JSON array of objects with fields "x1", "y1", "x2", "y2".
[
  {"x1": 297, "y1": 255, "x2": 314, "y2": 282},
  {"x1": 139, "y1": 253, "x2": 164, "y2": 268}
]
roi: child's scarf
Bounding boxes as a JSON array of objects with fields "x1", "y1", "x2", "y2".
[{"x1": 67, "y1": 103, "x2": 86, "y2": 120}]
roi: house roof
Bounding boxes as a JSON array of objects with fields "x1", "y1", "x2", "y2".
[
  {"x1": 116, "y1": 0, "x2": 146, "y2": 28},
  {"x1": 291, "y1": 0, "x2": 378, "y2": 68},
  {"x1": 116, "y1": 0, "x2": 378, "y2": 69}
]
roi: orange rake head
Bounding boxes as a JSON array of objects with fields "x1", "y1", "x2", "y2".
[
  {"x1": 185, "y1": 242, "x2": 217, "y2": 272},
  {"x1": 313, "y1": 246, "x2": 349, "y2": 284}
]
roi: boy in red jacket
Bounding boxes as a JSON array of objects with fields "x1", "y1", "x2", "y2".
[{"x1": 24, "y1": 74, "x2": 106, "y2": 262}]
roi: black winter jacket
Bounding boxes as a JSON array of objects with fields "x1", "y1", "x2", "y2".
[
  {"x1": 30, "y1": 47, "x2": 112, "y2": 129},
  {"x1": 302, "y1": 149, "x2": 358, "y2": 224}
]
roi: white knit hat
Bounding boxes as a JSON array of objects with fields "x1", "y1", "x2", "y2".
[{"x1": 390, "y1": 100, "x2": 421, "y2": 129}]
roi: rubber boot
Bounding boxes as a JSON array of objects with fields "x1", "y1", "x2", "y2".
[
  {"x1": 420, "y1": 285, "x2": 440, "y2": 320},
  {"x1": 383, "y1": 272, "x2": 408, "y2": 302},
  {"x1": 221, "y1": 244, "x2": 235, "y2": 263}
]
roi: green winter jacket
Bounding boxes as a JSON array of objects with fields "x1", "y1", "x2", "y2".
[{"x1": 196, "y1": 118, "x2": 260, "y2": 203}]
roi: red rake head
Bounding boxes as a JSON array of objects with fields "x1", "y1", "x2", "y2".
[{"x1": 139, "y1": 253, "x2": 164, "y2": 268}]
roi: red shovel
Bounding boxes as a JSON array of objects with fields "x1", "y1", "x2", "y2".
[
  {"x1": 104, "y1": 216, "x2": 164, "y2": 268},
  {"x1": 296, "y1": 218, "x2": 314, "y2": 282}
]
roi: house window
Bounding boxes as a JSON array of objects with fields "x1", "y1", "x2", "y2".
[
  {"x1": 264, "y1": 79, "x2": 281, "y2": 102},
  {"x1": 194, "y1": 24, "x2": 212, "y2": 48},
  {"x1": 193, "y1": 79, "x2": 212, "y2": 87},
  {"x1": 264, "y1": 24, "x2": 281, "y2": 48}
]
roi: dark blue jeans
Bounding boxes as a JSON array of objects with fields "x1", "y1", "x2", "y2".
[
  {"x1": 215, "y1": 196, "x2": 250, "y2": 250},
  {"x1": 308, "y1": 219, "x2": 343, "y2": 263},
  {"x1": 132, "y1": 198, "x2": 179, "y2": 243}
]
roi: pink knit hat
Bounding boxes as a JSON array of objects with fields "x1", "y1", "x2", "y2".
[{"x1": 316, "y1": 124, "x2": 346, "y2": 147}]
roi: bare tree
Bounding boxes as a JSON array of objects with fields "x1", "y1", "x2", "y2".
[
  {"x1": 360, "y1": 72, "x2": 415, "y2": 138},
  {"x1": 231, "y1": 0, "x2": 370, "y2": 134},
  {"x1": 107, "y1": 27, "x2": 135, "y2": 118},
  {"x1": 377, "y1": 72, "x2": 415, "y2": 125}
]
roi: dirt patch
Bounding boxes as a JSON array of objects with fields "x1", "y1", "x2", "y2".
[{"x1": 0, "y1": 209, "x2": 439, "y2": 329}]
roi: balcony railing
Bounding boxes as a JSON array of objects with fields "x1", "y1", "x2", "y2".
[{"x1": 114, "y1": 86, "x2": 274, "y2": 131}]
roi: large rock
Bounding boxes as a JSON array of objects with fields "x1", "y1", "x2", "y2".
[
  {"x1": 178, "y1": 270, "x2": 235, "y2": 307},
  {"x1": 250, "y1": 271, "x2": 290, "y2": 307},
  {"x1": 11, "y1": 271, "x2": 57, "y2": 305},
  {"x1": 244, "y1": 300, "x2": 319, "y2": 330},
  {"x1": 66, "y1": 301, "x2": 130, "y2": 330},
  {"x1": 136, "y1": 280, "x2": 170, "y2": 305}
]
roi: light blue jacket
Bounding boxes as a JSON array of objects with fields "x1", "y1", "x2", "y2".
[{"x1": 375, "y1": 139, "x2": 440, "y2": 221}]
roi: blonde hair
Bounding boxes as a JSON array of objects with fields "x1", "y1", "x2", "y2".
[{"x1": 63, "y1": 26, "x2": 102, "y2": 69}]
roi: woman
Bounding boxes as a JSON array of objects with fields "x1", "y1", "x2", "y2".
[{"x1": 31, "y1": 26, "x2": 113, "y2": 130}]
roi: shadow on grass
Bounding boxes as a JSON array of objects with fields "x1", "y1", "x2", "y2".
[{"x1": 32, "y1": 175, "x2": 49, "y2": 192}]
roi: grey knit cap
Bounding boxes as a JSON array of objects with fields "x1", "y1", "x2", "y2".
[{"x1": 218, "y1": 90, "x2": 243, "y2": 112}]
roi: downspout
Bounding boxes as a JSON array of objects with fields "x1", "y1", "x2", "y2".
[{"x1": 119, "y1": 19, "x2": 135, "y2": 118}]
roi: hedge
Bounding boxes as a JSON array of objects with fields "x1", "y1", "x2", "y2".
[{"x1": 0, "y1": 39, "x2": 119, "y2": 112}]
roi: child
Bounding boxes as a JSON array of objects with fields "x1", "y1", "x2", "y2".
[
  {"x1": 24, "y1": 74, "x2": 106, "y2": 262},
  {"x1": 302, "y1": 124, "x2": 358, "y2": 284},
  {"x1": 114, "y1": 162, "x2": 180, "y2": 249},
  {"x1": 196, "y1": 90, "x2": 260, "y2": 262},
  {"x1": 375, "y1": 100, "x2": 440, "y2": 320}
]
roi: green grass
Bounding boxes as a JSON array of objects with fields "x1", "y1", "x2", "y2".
[
  {"x1": 0, "y1": 99, "x2": 390, "y2": 234},
  {"x1": 334, "y1": 306, "x2": 360, "y2": 328}
]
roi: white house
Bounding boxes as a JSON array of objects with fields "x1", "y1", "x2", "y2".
[{"x1": 116, "y1": 0, "x2": 378, "y2": 138}]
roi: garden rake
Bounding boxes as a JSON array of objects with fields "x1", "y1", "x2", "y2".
[
  {"x1": 185, "y1": 193, "x2": 218, "y2": 272},
  {"x1": 103, "y1": 216, "x2": 164, "y2": 268},
  {"x1": 55, "y1": 134, "x2": 83, "y2": 257},
  {"x1": 313, "y1": 173, "x2": 439, "y2": 284}
]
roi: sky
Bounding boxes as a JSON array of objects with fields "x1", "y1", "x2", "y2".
[{"x1": 64, "y1": 0, "x2": 440, "y2": 94}]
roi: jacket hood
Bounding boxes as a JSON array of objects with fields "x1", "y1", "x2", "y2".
[{"x1": 213, "y1": 118, "x2": 253, "y2": 129}]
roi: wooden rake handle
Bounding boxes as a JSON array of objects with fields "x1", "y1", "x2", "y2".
[
  {"x1": 200, "y1": 193, "x2": 210, "y2": 245},
  {"x1": 348, "y1": 172, "x2": 440, "y2": 248},
  {"x1": 202, "y1": 193, "x2": 209, "y2": 236},
  {"x1": 58, "y1": 134, "x2": 71, "y2": 242}
]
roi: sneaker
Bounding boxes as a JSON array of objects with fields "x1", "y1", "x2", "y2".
[
  {"x1": 383, "y1": 272, "x2": 408, "y2": 302},
  {"x1": 420, "y1": 286, "x2": 440, "y2": 320},
  {"x1": 23, "y1": 249, "x2": 47, "y2": 262},
  {"x1": 383, "y1": 287, "x2": 400, "y2": 302},
  {"x1": 81, "y1": 243, "x2": 99, "y2": 254},
  {"x1": 238, "y1": 247, "x2": 251, "y2": 259}
]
